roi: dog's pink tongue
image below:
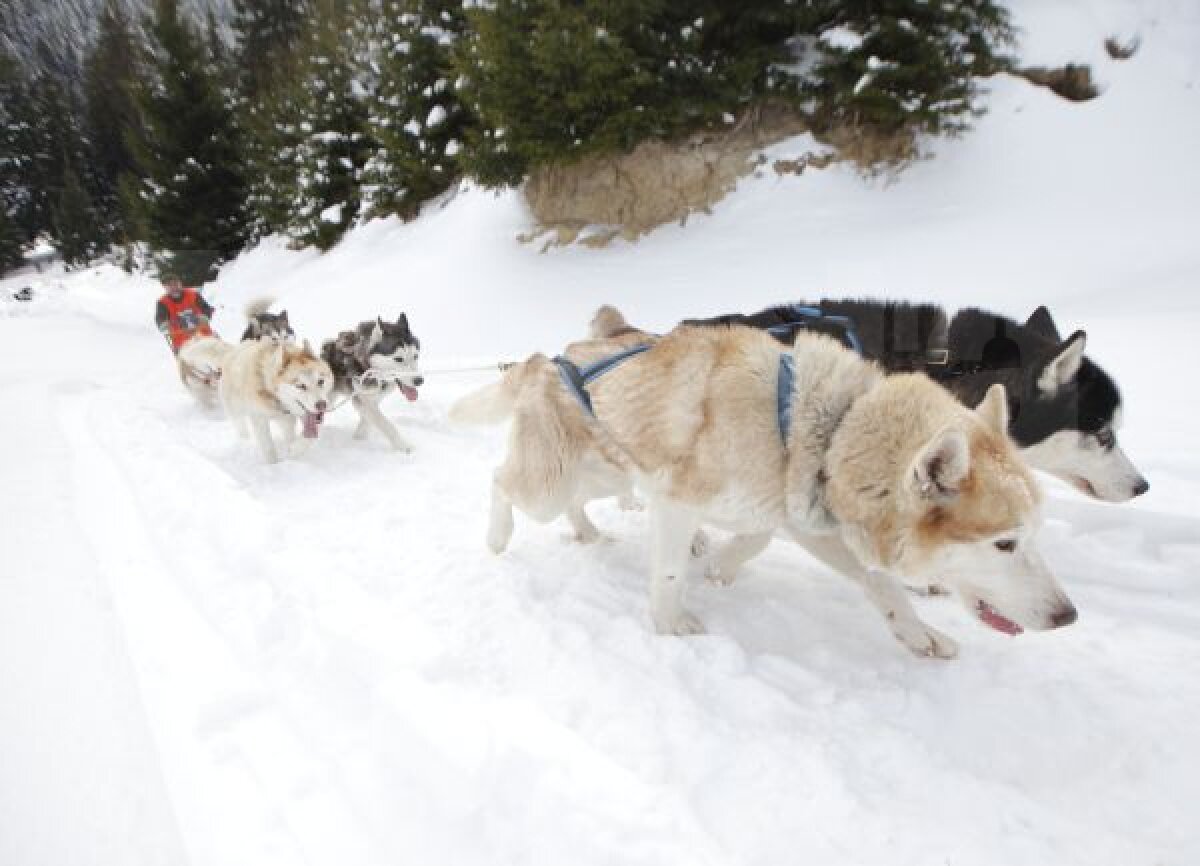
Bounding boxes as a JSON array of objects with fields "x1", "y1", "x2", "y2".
[
  {"x1": 303, "y1": 412, "x2": 321, "y2": 439},
  {"x1": 978, "y1": 602, "x2": 1023, "y2": 636},
  {"x1": 400, "y1": 383, "x2": 418, "y2": 402}
]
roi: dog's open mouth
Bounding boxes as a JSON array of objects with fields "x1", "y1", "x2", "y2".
[
  {"x1": 303, "y1": 410, "x2": 325, "y2": 439},
  {"x1": 398, "y1": 382, "x2": 419, "y2": 402},
  {"x1": 1070, "y1": 476, "x2": 1098, "y2": 497},
  {"x1": 977, "y1": 600, "x2": 1023, "y2": 636}
]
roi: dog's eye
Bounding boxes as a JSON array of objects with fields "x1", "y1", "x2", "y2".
[
  {"x1": 994, "y1": 539, "x2": 1017, "y2": 553},
  {"x1": 318, "y1": 378, "x2": 325, "y2": 387}
]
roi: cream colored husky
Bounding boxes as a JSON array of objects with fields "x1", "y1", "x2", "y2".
[
  {"x1": 219, "y1": 339, "x2": 335, "y2": 463},
  {"x1": 177, "y1": 335, "x2": 234, "y2": 408},
  {"x1": 451, "y1": 324, "x2": 1076, "y2": 658}
]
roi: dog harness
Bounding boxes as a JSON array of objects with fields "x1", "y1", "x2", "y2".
[
  {"x1": 555, "y1": 343, "x2": 801, "y2": 446},
  {"x1": 553, "y1": 344, "x2": 653, "y2": 415},
  {"x1": 766, "y1": 304, "x2": 863, "y2": 355}
]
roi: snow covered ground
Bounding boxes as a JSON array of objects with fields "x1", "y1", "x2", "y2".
[{"x1": 2, "y1": 2, "x2": 1199, "y2": 864}]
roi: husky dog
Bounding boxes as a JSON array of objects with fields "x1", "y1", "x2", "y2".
[
  {"x1": 219, "y1": 339, "x2": 334, "y2": 463},
  {"x1": 320, "y1": 315, "x2": 423, "y2": 453},
  {"x1": 241, "y1": 298, "x2": 296, "y2": 344},
  {"x1": 177, "y1": 334, "x2": 234, "y2": 407},
  {"x1": 452, "y1": 326, "x2": 1075, "y2": 656},
  {"x1": 688, "y1": 300, "x2": 1148, "y2": 502}
]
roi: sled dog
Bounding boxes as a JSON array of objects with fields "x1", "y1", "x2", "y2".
[
  {"x1": 320, "y1": 315, "x2": 423, "y2": 453},
  {"x1": 219, "y1": 339, "x2": 334, "y2": 463},
  {"x1": 452, "y1": 325, "x2": 1076, "y2": 657},
  {"x1": 177, "y1": 334, "x2": 234, "y2": 407},
  {"x1": 687, "y1": 299, "x2": 1148, "y2": 502},
  {"x1": 241, "y1": 298, "x2": 296, "y2": 344}
]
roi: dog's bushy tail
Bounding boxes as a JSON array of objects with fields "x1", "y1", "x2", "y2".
[
  {"x1": 244, "y1": 296, "x2": 275, "y2": 319},
  {"x1": 449, "y1": 367, "x2": 523, "y2": 425}
]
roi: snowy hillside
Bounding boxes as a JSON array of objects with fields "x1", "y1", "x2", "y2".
[{"x1": 2, "y1": 2, "x2": 1199, "y2": 865}]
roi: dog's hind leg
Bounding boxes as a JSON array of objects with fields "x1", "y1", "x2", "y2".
[
  {"x1": 790, "y1": 532, "x2": 958, "y2": 659},
  {"x1": 566, "y1": 499, "x2": 607, "y2": 544},
  {"x1": 648, "y1": 501, "x2": 704, "y2": 636},
  {"x1": 487, "y1": 476, "x2": 516, "y2": 554},
  {"x1": 705, "y1": 532, "x2": 773, "y2": 586},
  {"x1": 249, "y1": 416, "x2": 280, "y2": 464}
]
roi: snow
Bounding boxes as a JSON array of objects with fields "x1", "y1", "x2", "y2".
[
  {"x1": 3, "y1": 2, "x2": 1200, "y2": 865},
  {"x1": 425, "y1": 104, "x2": 447, "y2": 127},
  {"x1": 319, "y1": 203, "x2": 343, "y2": 224},
  {"x1": 819, "y1": 26, "x2": 865, "y2": 53}
]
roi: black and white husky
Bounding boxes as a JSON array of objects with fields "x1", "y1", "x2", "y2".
[
  {"x1": 691, "y1": 299, "x2": 1148, "y2": 502},
  {"x1": 321, "y1": 315, "x2": 423, "y2": 452},
  {"x1": 242, "y1": 298, "x2": 296, "y2": 344}
]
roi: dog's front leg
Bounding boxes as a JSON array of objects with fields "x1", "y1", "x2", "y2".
[
  {"x1": 351, "y1": 396, "x2": 370, "y2": 440},
  {"x1": 487, "y1": 475, "x2": 515, "y2": 554},
  {"x1": 649, "y1": 501, "x2": 704, "y2": 636},
  {"x1": 249, "y1": 416, "x2": 279, "y2": 464},
  {"x1": 358, "y1": 396, "x2": 413, "y2": 453},
  {"x1": 276, "y1": 416, "x2": 304, "y2": 457},
  {"x1": 705, "y1": 532, "x2": 773, "y2": 586},
  {"x1": 789, "y1": 532, "x2": 958, "y2": 659}
]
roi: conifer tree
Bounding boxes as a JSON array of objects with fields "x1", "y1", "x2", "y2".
[
  {"x1": 0, "y1": 48, "x2": 34, "y2": 247},
  {"x1": 0, "y1": 205, "x2": 22, "y2": 273},
  {"x1": 83, "y1": 0, "x2": 146, "y2": 242},
  {"x1": 456, "y1": 1, "x2": 802, "y2": 186},
  {"x1": 53, "y1": 158, "x2": 102, "y2": 266},
  {"x1": 137, "y1": 0, "x2": 249, "y2": 283},
  {"x1": 806, "y1": 0, "x2": 1014, "y2": 144},
  {"x1": 277, "y1": 0, "x2": 373, "y2": 250},
  {"x1": 363, "y1": 0, "x2": 468, "y2": 219}
]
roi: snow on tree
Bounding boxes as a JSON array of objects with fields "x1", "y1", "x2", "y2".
[{"x1": 362, "y1": 0, "x2": 469, "y2": 220}]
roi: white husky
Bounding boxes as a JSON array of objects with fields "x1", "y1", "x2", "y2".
[{"x1": 219, "y1": 339, "x2": 335, "y2": 463}]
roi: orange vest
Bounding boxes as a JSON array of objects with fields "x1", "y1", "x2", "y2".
[{"x1": 161, "y1": 288, "x2": 213, "y2": 352}]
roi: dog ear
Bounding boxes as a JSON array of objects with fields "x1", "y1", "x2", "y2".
[
  {"x1": 280, "y1": 310, "x2": 290, "y2": 324},
  {"x1": 302, "y1": 338, "x2": 313, "y2": 356},
  {"x1": 396, "y1": 312, "x2": 409, "y2": 330},
  {"x1": 1037, "y1": 330, "x2": 1087, "y2": 394},
  {"x1": 370, "y1": 319, "x2": 383, "y2": 345},
  {"x1": 1025, "y1": 306, "x2": 1061, "y2": 341},
  {"x1": 975, "y1": 383, "x2": 1009, "y2": 432},
  {"x1": 910, "y1": 426, "x2": 970, "y2": 501}
]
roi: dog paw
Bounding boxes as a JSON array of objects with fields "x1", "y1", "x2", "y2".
[
  {"x1": 487, "y1": 522, "x2": 513, "y2": 554},
  {"x1": 704, "y1": 560, "x2": 737, "y2": 587},
  {"x1": 690, "y1": 529, "x2": 711, "y2": 558},
  {"x1": 654, "y1": 609, "x2": 706, "y2": 637},
  {"x1": 894, "y1": 620, "x2": 958, "y2": 659},
  {"x1": 617, "y1": 494, "x2": 644, "y2": 512},
  {"x1": 907, "y1": 582, "x2": 950, "y2": 597},
  {"x1": 565, "y1": 527, "x2": 613, "y2": 545}
]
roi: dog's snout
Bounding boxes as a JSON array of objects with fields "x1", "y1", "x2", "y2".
[
  {"x1": 413, "y1": 376, "x2": 424, "y2": 387},
  {"x1": 1050, "y1": 606, "x2": 1078, "y2": 629},
  {"x1": 1132, "y1": 478, "x2": 1150, "y2": 497},
  {"x1": 315, "y1": 399, "x2": 328, "y2": 412}
]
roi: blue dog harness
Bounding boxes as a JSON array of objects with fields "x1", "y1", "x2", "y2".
[
  {"x1": 553, "y1": 344, "x2": 653, "y2": 416},
  {"x1": 765, "y1": 304, "x2": 863, "y2": 355},
  {"x1": 555, "y1": 342, "x2": 801, "y2": 446}
]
